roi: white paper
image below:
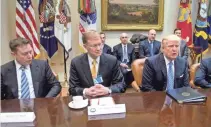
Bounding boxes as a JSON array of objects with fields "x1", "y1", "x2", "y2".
[
  {"x1": 88, "y1": 113, "x2": 126, "y2": 120},
  {"x1": 90, "y1": 97, "x2": 115, "y2": 106},
  {"x1": 1, "y1": 112, "x2": 35, "y2": 123},
  {"x1": 88, "y1": 104, "x2": 126, "y2": 116}
]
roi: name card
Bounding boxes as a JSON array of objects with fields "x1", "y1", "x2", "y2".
[
  {"x1": 88, "y1": 104, "x2": 126, "y2": 116},
  {"x1": 1, "y1": 112, "x2": 35, "y2": 123},
  {"x1": 88, "y1": 113, "x2": 126, "y2": 120}
]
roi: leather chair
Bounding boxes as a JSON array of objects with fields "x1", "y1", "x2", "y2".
[
  {"x1": 131, "y1": 58, "x2": 146, "y2": 92},
  {"x1": 189, "y1": 63, "x2": 200, "y2": 88}
]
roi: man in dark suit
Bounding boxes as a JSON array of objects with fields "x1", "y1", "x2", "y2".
[
  {"x1": 174, "y1": 28, "x2": 189, "y2": 60},
  {"x1": 141, "y1": 34, "x2": 189, "y2": 92},
  {"x1": 194, "y1": 58, "x2": 211, "y2": 88},
  {"x1": 1, "y1": 37, "x2": 61, "y2": 100},
  {"x1": 113, "y1": 33, "x2": 135, "y2": 67},
  {"x1": 69, "y1": 30, "x2": 126, "y2": 97},
  {"x1": 139, "y1": 29, "x2": 161, "y2": 58},
  {"x1": 100, "y1": 32, "x2": 112, "y2": 55},
  {"x1": 113, "y1": 33, "x2": 135, "y2": 86}
]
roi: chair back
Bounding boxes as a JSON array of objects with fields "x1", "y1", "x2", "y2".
[{"x1": 131, "y1": 58, "x2": 146, "y2": 87}]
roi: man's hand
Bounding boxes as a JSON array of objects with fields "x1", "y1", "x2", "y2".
[
  {"x1": 84, "y1": 86, "x2": 97, "y2": 97},
  {"x1": 120, "y1": 63, "x2": 129, "y2": 68},
  {"x1": 85, "y1": 84, "x2": 110, "y2": 97}
]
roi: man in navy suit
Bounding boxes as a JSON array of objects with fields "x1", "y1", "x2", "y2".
[
  {"x1": 141, "y1": 34, "x2": 189, "y2": 92},
  {"x1": 174, "y1": 28, "x2": 189, "y2": 60},
  {"x1": 194, "y1": 58, "x2": 211, "y2": 88},
  {"x1": 1, "y1": 37, "x2": 61, "y2": 100},
  {"x1": 139, "y1": 29, "x2": 161, "y2": 58},
  {"x1": 113, "y1": 33, "x2": 135, "y2": 86},
  {"x1": 69, "y1": 30, "x2": 126, "y2": 97},
  {"x1": 100, "y1": 32, "x2": 112, "y2": 55}
]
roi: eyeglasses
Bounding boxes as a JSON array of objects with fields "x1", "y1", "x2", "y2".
[{"x1": 87, "y1": 43, "x2": 104, "y2": 49}]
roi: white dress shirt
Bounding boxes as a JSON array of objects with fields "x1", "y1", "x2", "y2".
[
  {"x1": 88, "y1": 54, "x2": 100, "y2": 75},
  {"x1": 15, "y1": 60, "x2": 35, "y2": 99}
]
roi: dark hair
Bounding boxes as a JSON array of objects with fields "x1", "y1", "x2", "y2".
[
  {"x1": 82, "y1": 30, "x2": 99, "y2": 44},
  {"x1": 174, "y1": 28, "x2": 181, "y2": 34},
  {"x1": 9, "y1": 37, "x2": 31, "y2": 52},
  {"x1": 99, "y1": 32, "x2": 105, "y2": 35}
]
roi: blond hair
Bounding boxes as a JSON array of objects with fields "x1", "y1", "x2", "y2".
[
  {"x1": 82, "y1": 30, "x2": 100, "y2": 44},
  {"x1": 161, "y1": 34, "x2": 181, "y2": 52}
]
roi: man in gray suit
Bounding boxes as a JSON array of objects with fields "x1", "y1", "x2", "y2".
[
  {"x1": 141, "y1": 35, "x2": 189, "y2": 92},
  {"x1": 1, "y1": 38, "x2": 61, "y2": 100},
  {"x1": 69, "y1": 30, "x2": 126, "y2": 97},
  {"x1": 174, "y1": 28, "x2": 189, "y2": 60},
  {"x1": 139, "y1": 29, "x2": 161, "y2": 58}
]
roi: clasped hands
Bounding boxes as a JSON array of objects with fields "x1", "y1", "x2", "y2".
[{"x1": 84, "y1": 84, "x2": 110, "y2": 97}]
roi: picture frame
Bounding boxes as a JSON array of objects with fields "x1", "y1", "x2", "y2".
[{"x1": 101, "y1": 0, "x2": 164, "y2": 31}]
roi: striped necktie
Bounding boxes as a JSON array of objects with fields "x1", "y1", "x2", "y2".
[
  {"x1": 20, "y1": 66, "x2": 30, "y2": 99},
  {"x1": 167, "y1": 61, "x2": 174, "y2": 90}
]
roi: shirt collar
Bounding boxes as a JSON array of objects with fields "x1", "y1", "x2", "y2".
[
  {"x1": 163, "y1": 55, "x2": 174, "y2": 66},
  {"x1": 14, "y1": 60, "x2": 30, "y2": 70},
  {"x1": 88, "y1": 54, "x2": 100, "y2": 65}
]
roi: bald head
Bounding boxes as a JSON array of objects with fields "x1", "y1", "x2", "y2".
[
  {"x1": 148, "y1": 29, "x2": 156, "y2": 41},
  {"x1": 120, "y1": 33, "x2": 129, "y2": 44}
]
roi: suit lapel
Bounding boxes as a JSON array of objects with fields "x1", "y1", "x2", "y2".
[
  {"x1": 160, "y1": 54, "x2": 167, "y2": 88},
  {"x1": 98, "y1": 54, "x2": 107, "y2": 77},
  {"x1": 30, "y1": 60, "x2": 39, "y2": 97},
  {"x1": 81, "y1": 54, "x2": 94, "y2": 86},
  {"x1": 8, "y1": 61, "x2": 19, "y2": 98}
]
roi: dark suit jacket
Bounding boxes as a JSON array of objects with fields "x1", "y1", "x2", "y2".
[
  {"x1": 194, "y1": 58, "x2": 211, "y2": 88},
  {"x1": 103, "y1": 44, "x2": 112, "y2": 55},
  {"x1": 69, "y1": 53, "x2": 126, "y2": 96},
  {"x1": 1, "y1": 60, "x2": 61, "y2": 100},
  {"x1": 139, "y1": 40, "x2": 161, "y2": 58},
  {"x1": 180, "y1": 40, "x2": 189, "y2": 60},
  {"x1": 141, "y1": 53, "x2": 189, "y2": 92},
  {"x1": 113, "y1": 43, "x2": 135, "y2": 66}
]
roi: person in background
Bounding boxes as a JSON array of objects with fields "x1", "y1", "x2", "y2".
[
  {"x1": 194, "y1": 57, "x2": 211, "y2": 88},
  {"x1": 141, "y1": 34, "x2": 189, "y2": 92},
  {"x1": 69, "y1": 30, "x2": 126, "y2": 97},
  {"x1": 174, "y1": 28, "x2": 189, "y2": 60},
  {"x1": 138, "y1": 29, "x2": 161, "y2": 58},
  {"x1": 1, "y1": 37, "x2": 61, "y2": 100},
  {"x1": 100, "y1": 32, "x2": 112, "y2": 55},
  {"x1": 113, "y1": 33, "x2": 135, "y2": 86}
]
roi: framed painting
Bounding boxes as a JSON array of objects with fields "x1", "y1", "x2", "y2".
[{"x1": 101, "y1": 0, "x2": 164, "y2": 31}]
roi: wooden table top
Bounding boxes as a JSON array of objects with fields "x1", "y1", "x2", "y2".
[{"x1": 1, "y1": 89, "x2": 211, "y2": 127}]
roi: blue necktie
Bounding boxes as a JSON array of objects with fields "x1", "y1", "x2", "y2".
[
  {"x1": 21, "y1": 66, "x2": 30, "y2": 99},
  {"x1": 167, "y1": 62, "x2": 174, "y2": 90},
  {"x1": 150, "y1": 42, "x2": 154, "y2": 56}
]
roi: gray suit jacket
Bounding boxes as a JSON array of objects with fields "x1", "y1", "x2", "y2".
[
  {"x1": 69, "y1": 53, "x2": 126, "y2": 96},
  {"x1": 180, "y1": 40, "x2": 189, "y2": 60},
  {"x1": 139, "y1": 40, "x2": 161, "y2": 58},
  {"x1": 1, "y1": 60, "x2": 61, "y2": 100},
  {"x1": 141, "y1": 53, "x2": 189, "y2": 92}
]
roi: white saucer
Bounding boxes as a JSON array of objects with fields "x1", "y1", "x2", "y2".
[{"x1": 68, "y1": 99, "x2": 88, "y2": 109}]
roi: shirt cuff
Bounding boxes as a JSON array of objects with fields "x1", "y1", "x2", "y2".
[{"x1": 83, "y1": 89, "x2": 86, "y2": 96}]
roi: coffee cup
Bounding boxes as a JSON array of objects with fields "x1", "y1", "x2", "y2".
[{"x1": 72, "y1": 96, "x2": 84, "y2": 108}]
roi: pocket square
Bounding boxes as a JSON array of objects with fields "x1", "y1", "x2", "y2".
[{"x1": 179, "y1": 74, "x2": 184, "y2": 78}]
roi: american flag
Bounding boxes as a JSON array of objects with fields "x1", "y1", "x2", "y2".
[{"x1": 16, "y1": 0, "x2": 40, "y2": 57}]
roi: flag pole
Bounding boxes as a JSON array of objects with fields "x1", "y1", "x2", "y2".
[{"x1": 61, "y1": 23, "x2": 68, "y2": 87}]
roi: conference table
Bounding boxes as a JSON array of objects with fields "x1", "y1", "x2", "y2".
[{"x1": 1, "y1": 89, "x2": 211, "y2": 127}]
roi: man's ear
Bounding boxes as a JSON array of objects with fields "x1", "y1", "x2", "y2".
[{"x1": 11, "y1": 51, "x2": 15, "y2": 56}]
